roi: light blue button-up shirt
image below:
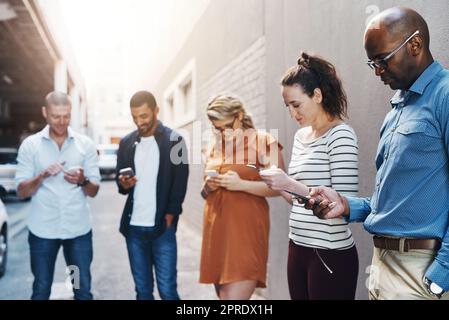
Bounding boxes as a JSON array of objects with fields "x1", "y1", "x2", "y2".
[
  {"x1": 347, "y1": 61, "x2": 449, "y2": 291},
  {"x1": 15, "y1": 126, "x2": 101, "y2": 240}
]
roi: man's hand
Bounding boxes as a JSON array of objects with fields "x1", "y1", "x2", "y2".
[
  {"x1": 165, "y1": 214, "x2": 175, "y2": 228},
  {"x1": 42, "y1": 161, "x2": 66, "y2": 178},
  {"x1": 64, "y1": 167, "x2": 85, "y2": 185},
  {"x1": 118, "y1": 174, "x2": 137, "y2": 190},
  {"x1": 17, "y1": 161, "x2": 65, "y2": 199},
  {"x1": 217, "y1": 171, "x2": 243, "y2": 191},
  {"x1": 306, "y1": 186, "x2": 349, "y2": 219}
]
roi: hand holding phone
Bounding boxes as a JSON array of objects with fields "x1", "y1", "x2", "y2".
[
  {"x1": 246, "y1": 164, "x2": 277, "y2": 175},
  {"x1": 205, "y1": 169, "x2": 219, "y2": 178},
  {"x1": 284, "y1": 190, "x2": 319, "y2": 206},
  {"x1": 119, "y1": 167, "x2": 135, "y2": 179},
  {"x1": 64, "y1": 166, "x2": 83, "y2": 175},
  {"x1": 63, "y1": 165, "x2": 85, "y2": 185},
  {"x1": 248, "y1": 164, "x2": 322, "y2": 209},
  {"x1": 204, "y1": 169, "x2": 220, "y2": 193},
  {"x1": 119, "y1": 167, "x2": 137, "y2": 190},
  {"x1": 42, "y1": 161, "x2": 66, "y2": 177}
]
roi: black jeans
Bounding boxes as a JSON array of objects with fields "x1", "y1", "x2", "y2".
[{"x1": 287, "y1": 240, "x2": 359, "y2": 300}]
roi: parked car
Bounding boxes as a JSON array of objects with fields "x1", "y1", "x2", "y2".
[
  {"x1": 0, "y1": 148, "x2": 18, "y2": 200},
  {"x1": 97, "y1": 144, "x2": 119, "y2": 178},
  {"x1": 0, "y1": 198, "x2": 8, "y2": 277}
]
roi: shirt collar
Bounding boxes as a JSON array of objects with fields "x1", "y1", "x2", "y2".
[
  {"x1": 67, "y1": 127, "x2": 75, "y2": 139},
  {"x1": 41, "y1": 125, "x2": 74, "y2": 140},
  {"x1": 390, "y1": 61, "x2": 443, "y2": 107},
  {"x1": 154, "y1": 120, "x2": 164, "y2": 136},
  {"x1": 133, "y1": 121, "x2": 164, "y2": 145},
  {"x1": 41, "y1": 125, "x2": 50, "y2": 139},
  {"x1": 409, "y1": 61, "x2": 443, "y2": 95},
  {"x1": 390, "y1": 90, "x2": 409, "y2": 106}
]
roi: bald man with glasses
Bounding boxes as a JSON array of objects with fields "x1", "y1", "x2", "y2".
[{"x1": 306, "y1": 7, "x2": 449, "y2": 300}]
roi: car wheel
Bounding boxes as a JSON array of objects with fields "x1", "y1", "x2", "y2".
[{"x1": 0, "y1": 227, "x2": 7, "y2": 277}]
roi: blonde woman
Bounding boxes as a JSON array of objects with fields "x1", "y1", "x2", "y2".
[{"x1": 200, "y1": 95, "x2": 284, "y2": 300}]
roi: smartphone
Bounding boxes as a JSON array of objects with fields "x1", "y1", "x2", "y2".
[
  {"x1": 64, "y1": 166, "x2": 82, "y2": 174},
  {"x1": 284, "y1": 190, "x2": 322, "y2": 209},
  {"x1": 284, "y1": 190, "x2": 311, "y2": 203},
  {"x1": 119, "y1": 167, "x2": 135, "y2": 178},
  {"x1": 246, "y1": 164, "x2": 260, "y2": 171},
  {"x1": 205, "y1": 169, "x2": 219, "y2": 178},
  {"x1": 247, "y1": 164, "x2": 277, "y2": 174}
]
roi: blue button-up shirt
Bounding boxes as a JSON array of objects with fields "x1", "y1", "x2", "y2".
[
  {"x1": 15, "y1": 126, "x2": 101, "y2": 240},
  {"x1": 347, "y1": 61, "x2": 449, "y2": 291}
]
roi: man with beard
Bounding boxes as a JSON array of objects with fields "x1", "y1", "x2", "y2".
[
  {"x1": 307, "y1": 7, "x2": 449, "y2": 300},
  {"x1": 116, "y1": 90, "x2": 189, "y2": 300}
]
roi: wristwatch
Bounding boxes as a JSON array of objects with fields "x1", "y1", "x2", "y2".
[
  {"x1": 423, "y1": 277, "x2": 445, "y2": 299},
  {"x1": 77, "y1": 177, "x2": 90, "y2": 187}
]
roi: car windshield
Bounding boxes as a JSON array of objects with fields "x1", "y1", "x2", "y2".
[
  {"x1": 0, "y1": 151, "x2": 18, "y2": 165},
  {"x1": 99, "y1": 149, "x2": 117, "y2": 155}
]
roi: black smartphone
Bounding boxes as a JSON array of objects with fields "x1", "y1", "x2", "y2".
[
  {"x1": 119, "y1": 167, "x2": 135, "y2": 178},
  {"x1": 284, "y1": 190, "x2": 311, "y2": 203}
]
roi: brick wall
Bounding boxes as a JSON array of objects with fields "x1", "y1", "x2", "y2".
[
  {"x1": 182, "y1": 36, "x2": 267, "y2": 233},
  {"x1": 198, "y1": 36, "x2": 267, "y2": 130}
]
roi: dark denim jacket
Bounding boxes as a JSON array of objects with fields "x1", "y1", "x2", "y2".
[{"x1": 116, "y1": 121, "x2": 189, "y2": 238}]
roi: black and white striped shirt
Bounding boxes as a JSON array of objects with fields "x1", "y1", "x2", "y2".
[{"x1": 288, "y1": 123, "x2": 359, "y2": 250}]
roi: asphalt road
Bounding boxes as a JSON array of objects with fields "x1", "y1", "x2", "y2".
[{"x1": 0, "y1": 181, "x2": 218, "y2": 300}]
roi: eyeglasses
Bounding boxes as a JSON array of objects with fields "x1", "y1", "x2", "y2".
[
  {"x1": 213, "y1": 117, "x2": 237, "y2": 132},
  {"x1": 366, "y1": 30, "x2": 420, "y2": 71}
]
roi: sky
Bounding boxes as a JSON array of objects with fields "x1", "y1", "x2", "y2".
[
  {"x1": 35, "y1": 0, "x2": 210, "y2": 140},
  {"x1": 39, "y1": 0, "x2": 210, "y2": 93}
]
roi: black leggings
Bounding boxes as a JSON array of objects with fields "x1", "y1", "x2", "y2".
[{"x1": 287, "y1": 240, "x2": 359, "y2": 300}]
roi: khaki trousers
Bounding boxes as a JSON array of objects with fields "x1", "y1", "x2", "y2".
[{"x1": 368, "y1": 247, "x2": 449, "y2": 300}]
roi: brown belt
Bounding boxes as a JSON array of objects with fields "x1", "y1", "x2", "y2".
[{"x1": 373, "y1": 236, "x2": 441, "y2": 252}]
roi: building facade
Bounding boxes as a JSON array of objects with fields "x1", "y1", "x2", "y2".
[
  {"x1": 0, "y1": 0, "x2": 87, "y2": 147},
  {"x1": 150, "y1": 0, "x2": 449, "y2": 299}
]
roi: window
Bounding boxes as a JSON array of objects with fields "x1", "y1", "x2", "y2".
[
  {"x1": 182, "y1": 80, "x2": 194, "y2": 117},
  {"x1": 165, "y1": 94, "x2": 174, "y2": 125},
  {"x1": 163, "y1": 60, "x2": 196, "y2": 128}
]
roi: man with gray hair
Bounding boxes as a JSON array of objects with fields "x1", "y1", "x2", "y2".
[{"x1": 16, "y1": 91, "x2": 101, "y2": 300}]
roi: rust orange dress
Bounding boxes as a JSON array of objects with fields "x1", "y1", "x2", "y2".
[{"x1": 199, "y1": 131, "x2": 282, "y2": 288}]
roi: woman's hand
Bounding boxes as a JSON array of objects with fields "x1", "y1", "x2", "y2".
[
  {"x1": 259, "y1": 167, "x2": 292, "y2": 191},
  {"x1": 217, "y1": 171, "x2": 243, "y2": 191},
  {"x1": 205, "y1": 176, "x2": 220, "y2": 192}
]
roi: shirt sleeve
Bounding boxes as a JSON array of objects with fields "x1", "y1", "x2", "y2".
[
  {"x1": 346, "y1": 196, "x2": 372, "y2": 223},
  {"x1": 15, "y1": 137, "x2": 36, "y2": 187},
  {"x1": 426, "y1": 90, "x2": 449, "y2": 291},
  {"x1": 83, "y1": 139, "x2": 101, "y2": 184}
]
